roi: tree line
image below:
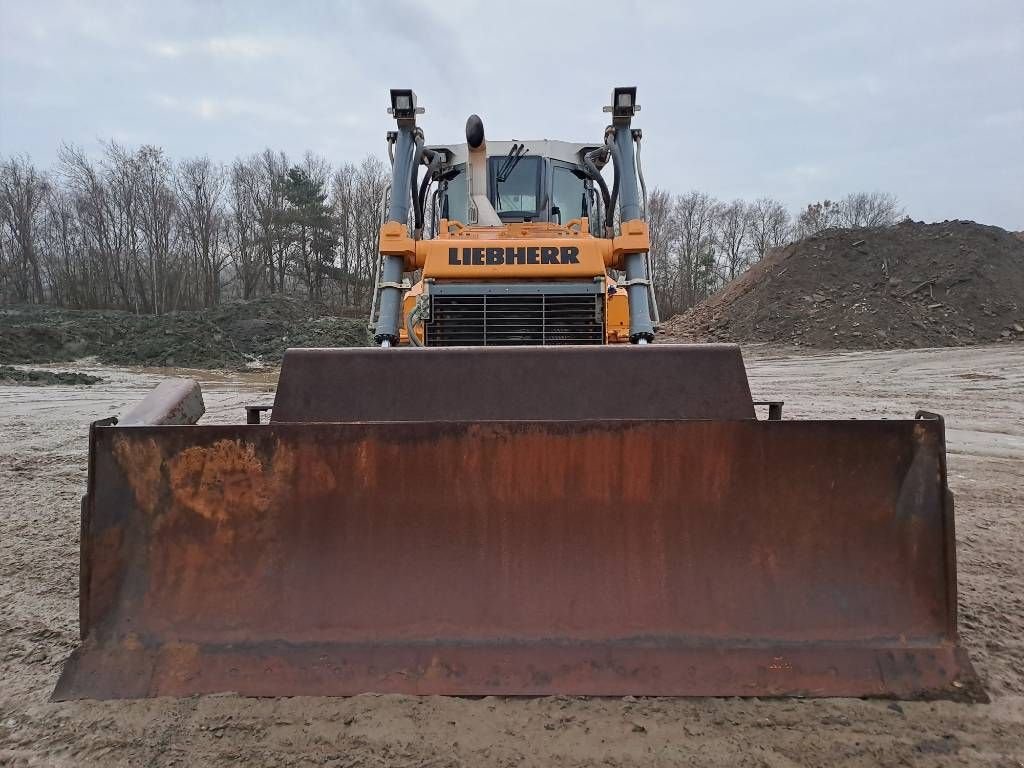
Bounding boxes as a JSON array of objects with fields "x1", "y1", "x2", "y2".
[
  {"x1": 0, "y1": 143, "x2": 902, "y2": 317},
  {"x1": 646, "y1": 189, "x2": 903, "y2": 315},
  {"x1": 0, "y1": 144, "x2": 389, "y2": 314}
]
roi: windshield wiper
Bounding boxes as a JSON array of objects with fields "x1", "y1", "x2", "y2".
[{"x1": 496, "y1": 143, "x2": 528, "y2": 183}]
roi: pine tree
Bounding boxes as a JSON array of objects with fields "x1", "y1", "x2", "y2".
[{"x1": 280, "y1": 167, "x2": 339, "y2": 298}]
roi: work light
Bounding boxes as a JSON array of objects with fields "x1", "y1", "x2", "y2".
[
  {"x1": 388, "y1": 89, "x2": 423, "y2": 121},
  {"x1": 604, "y1": 86, "x2": 640, "y2": 119}
]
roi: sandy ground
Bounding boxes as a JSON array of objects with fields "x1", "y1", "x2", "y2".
[{"x1": 1, "y1": 346, "x2": 1022, "y2": 767}]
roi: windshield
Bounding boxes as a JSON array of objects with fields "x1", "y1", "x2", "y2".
[{"x1": 489, "y1": 155, "x2": 540, "y2": 218}]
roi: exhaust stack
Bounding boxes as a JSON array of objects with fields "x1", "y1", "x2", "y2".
[{"x1": 465, "y1": 114, "x2": 501, "y2": 226}]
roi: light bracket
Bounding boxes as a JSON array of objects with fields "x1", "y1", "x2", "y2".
[{"x1": 603, "y1": 86, "x2": 640, "y2": 122}]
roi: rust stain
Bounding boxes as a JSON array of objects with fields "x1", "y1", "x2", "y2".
[
  {"x1": 353, "y1": 439, "x2": 377, "y2": 491},
  {"x1": 113, "y1": 436, "x2": 164, "y2": 515},
  {"x1": 87, "y1": 524, "x2": 124, "y2": 626},
  {"x1": 168, "y1": 439, "x2": 272, "y2": 525},
  {"x1": 155, "y1": 641, "x2": 202, "y2": 688},
  {"x1": 135, "y1": 437, "x2": 298, "y2": 630}
]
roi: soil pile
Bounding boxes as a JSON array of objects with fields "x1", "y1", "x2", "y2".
[
  {"x1": 0, "y1": 295, "x2": 370, "y2": 369},
  {"x1": 0, "y1": 366, "x2": 101, "y2": 385},
  {"x1": 662, "y1": 221, "x2": 1024, "y2": 348}
]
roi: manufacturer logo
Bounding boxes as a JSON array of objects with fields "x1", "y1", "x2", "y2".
[{"x1": 448, "y1": 246, "x2": 580, "y2": 266}]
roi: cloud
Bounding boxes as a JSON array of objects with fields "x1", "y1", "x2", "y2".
[
  {"x1": 793, "y1": 76, "x2": 884, "y2": 110},
  {"x1": 782, "y1": 164, "x2": 830, "y2": 183},
  {"x1": 147, "y1": 35, "x2": 298, "y2": 62},
  {"x1": 980, "y1": 108, "x2": 1024, "y2": 128},
  {"x1": 151, "y1": 93, "x2": 310, "y2": 126},
  {"x1": 3, "y1": 0, "x2": 1022, "y2": 228},
  {"x1": 201, "y1": 36, "x2": 294, "y2": 59},
  {"x1": 150, "y1": 42, "x2": 183, "y2": 58}
]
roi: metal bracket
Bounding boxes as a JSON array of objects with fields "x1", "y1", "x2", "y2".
[
  {"x1": 915, "y1": 410, "x2": 945, "y2": 427},
  {"x1": 377, "y1": 281, "x2": 406, "y2": 290},
  {"x1": 754, "y1": 401, "x2": 785, "y2": 420},
  {"x1": 617, "y1": 277, "x2": 652, "y2": 288},
  {"x1": 245, "y1": 405, "x2": 273, "y2": 425}
]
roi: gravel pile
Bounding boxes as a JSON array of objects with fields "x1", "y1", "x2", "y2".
[{"x1": 661, "y1": 221, "x2": 1024, "y2": 348}]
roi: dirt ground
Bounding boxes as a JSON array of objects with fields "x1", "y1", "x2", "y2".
[{"x1": 1, "y1": 345, "x2": 1023, "y2": 767}]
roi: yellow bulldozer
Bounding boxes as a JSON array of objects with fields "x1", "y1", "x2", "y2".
[{"x1": 55, "y1": 88, "x2": 979, "y2": 700}]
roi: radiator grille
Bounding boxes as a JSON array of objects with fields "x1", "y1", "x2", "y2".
[{"x1": 424, "y1": 291, "x2": 605, "y2": 346}]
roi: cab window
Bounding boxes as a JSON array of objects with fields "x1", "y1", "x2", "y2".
[
  {"x1": 441, "y1": 164, "x2": 468, "y2": 223},
  {"x1": 552, "y1": 164, "x2": 587, "y2": 223}
]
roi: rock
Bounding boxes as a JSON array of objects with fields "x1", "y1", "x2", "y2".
[
  {"x1": 915, "y1": 735, "x2": 959, "y2": 755},
  {"x1": 0, "y1": 366, "x2": 101, "y2": 386},
  {"x1": 820, "y1": 714, "x2": 851, "y2": 726}
]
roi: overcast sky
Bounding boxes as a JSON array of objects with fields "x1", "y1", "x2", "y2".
[{"x1": 1, "y1": 0, "x2": 1021, "y2": 228}]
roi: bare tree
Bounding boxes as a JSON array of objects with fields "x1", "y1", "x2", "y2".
[
  {"x1": 714, "y1": 199, "x2": 752, "y2": 281},
  {"x1": 796, "y1": 199, "x2": 842, "y2": 238},
  {"x1": 133, "y1": 146, "x2": 178, "y2": 313},
  {"x1": 748, "y1": 197, "x2": 791, "y2": 260},
  {"x1": 176, "y1": 156, "x2": 227, "y2": 308},
  {"x1": 838, "y1": 192, "x2": 903, "y2": 228},
  {"x1": 672, "y1": 191, "x2": 720, "y2": 311},
  {"x1": 346, "y1": 155, "x2": 388, "y2": 310},
  {"x1": 39, "y1": 187, "x2": 85, "y2": 306},
  {"x1": 258, "y1": 149, "x2": 290, "y2": 293},
  {"x1": 227, "y1": 158, "x2": 264, "y2": 299},
  {"x1": 646, "y1": 188, "x2": 673, "y2": 299},
  {"x1": 59, "y1": 144, "x2": 121, "y2": 307},
  {"x1": 331, "y1": 162, "x2": 357, "y2": 305},
  {"x1": 0, "y1": 156, "x2": 50, "y2": 302}
]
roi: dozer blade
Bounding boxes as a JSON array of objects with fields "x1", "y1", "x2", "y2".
[{"x1": 54, "y1": 346, "x2": 980, "y2": 700}]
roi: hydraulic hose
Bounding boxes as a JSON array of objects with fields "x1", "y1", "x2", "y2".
[
  {"x1": 582, "y1": 148, "x2": 612, "y2": 226},
  {"x1": 428, "y1": 186, "x2": 441, "y2": 238},
  {"x1": 634, "y1": 131, "x2": 647, "y2": 220},
  {"x1": 410, "y1": 132, "x2": 425, "y2": 231},
  {"x1": 604, "y1": 130, "x2": 622, "y2": 235},
  {"x1": 416, "y1": 148, "x2": 441, "y2": 236},
  {"x1": 405, "y1": 298, "x2": 428, "y2": 347}
]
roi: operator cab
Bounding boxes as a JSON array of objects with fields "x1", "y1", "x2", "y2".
[{"x1": 428, "y1": 140, "x2": 604, "y2": 230}]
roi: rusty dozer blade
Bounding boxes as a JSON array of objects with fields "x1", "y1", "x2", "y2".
[{"x1": 54, "y1": 346, "x2": 981, "y2": 700}]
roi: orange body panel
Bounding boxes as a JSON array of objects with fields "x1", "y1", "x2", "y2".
[{"x1": 392, "y1": 217, "x2": 648, "y2": 345}]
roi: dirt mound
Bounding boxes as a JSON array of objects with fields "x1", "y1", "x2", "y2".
[
  {"x1": 0, "y1": 366, "x2": 101, "y2": 385},
  {"x1": 0, "y1": 295, "x2": 370, "y2": 369},
  {"x1": 662, "y1": 221, "x2": 1024, "y2": 348}
]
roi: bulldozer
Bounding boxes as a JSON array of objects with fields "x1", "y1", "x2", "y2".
[{"x1": 54, "y1": 88, "x2": 980, "y2": 701}]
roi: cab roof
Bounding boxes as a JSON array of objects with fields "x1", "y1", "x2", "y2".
[{"x1": 426, "y1": 140, "x2": 602, "y2": 167}]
